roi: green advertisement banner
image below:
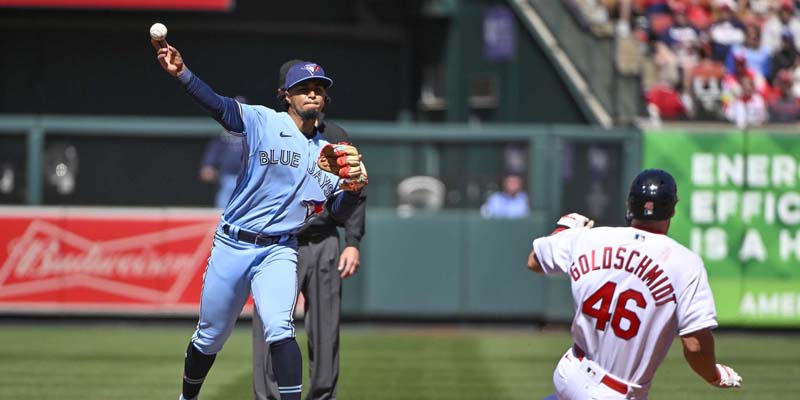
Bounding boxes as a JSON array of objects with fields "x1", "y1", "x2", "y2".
[{"x1": 644, "y1": 130, "x2": 800, "y2": 326}]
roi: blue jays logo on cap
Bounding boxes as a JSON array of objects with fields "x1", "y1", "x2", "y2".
[
  {"x1": 302, "y1": 64, "x2": 321, "y2": 74},
  {"x1": 282, "y1": 62, "x2": 334, "y2": 90}
]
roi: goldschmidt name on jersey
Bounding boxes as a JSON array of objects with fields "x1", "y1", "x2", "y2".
[{"x1": 568, "y1": 246, "x2": 677, "y2": 306}]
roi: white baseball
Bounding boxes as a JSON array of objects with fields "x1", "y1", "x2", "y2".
[{"x1": 149, "y1": 23, "x2": 168, "y2": 41}]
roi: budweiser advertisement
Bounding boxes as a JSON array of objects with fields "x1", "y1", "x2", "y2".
[{"x1": 0, "y1": 207, "x2": 248, "y2": 315}]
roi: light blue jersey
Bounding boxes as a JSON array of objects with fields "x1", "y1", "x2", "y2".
[{"x1": 222, "y1": 104, "x2": 340, "y2": 235}]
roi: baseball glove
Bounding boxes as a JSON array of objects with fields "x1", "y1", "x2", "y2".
[
  {"x1": 317, "y1": 142, "x2": 369, "y2": 191},
  {"x1": 556, "y1": 213, "x2": 595, "y2": 229},
  {"x1": 551, "y1": 212, "x2": 594, "y2": 235}
]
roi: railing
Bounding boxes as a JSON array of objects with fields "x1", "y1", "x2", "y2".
[
  {"x1": 0, "y1": 114, "x2": 641, "y2": 220},
  {"x1": 513, "y1": 0, "x2": 641, "y2": 124}
]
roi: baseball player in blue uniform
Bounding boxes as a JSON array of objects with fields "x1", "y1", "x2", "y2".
[{"x1": 151, "y1": 38, "x2": 365, "y2": 400}]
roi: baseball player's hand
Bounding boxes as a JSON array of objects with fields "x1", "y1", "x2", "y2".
[
  {"x1": 338, "y1": 246, "x2": 360, "y2": 279},
  {"x1": 151, "y1": 39, "x2": 185, "y2": 77},
  {"x1": 709, "y1": 364, "x2": 742, "y2": 388},
  {"x1": 318, "y1": 142, "x2": 368, "y2": 191},
  {"x1": 556, "y1": 213, "x2": 595, "y2": 230}
]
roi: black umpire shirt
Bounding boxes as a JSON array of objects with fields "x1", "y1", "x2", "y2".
[{"x1": 296, "y1": 119, "x2": 366, "y2": 247}]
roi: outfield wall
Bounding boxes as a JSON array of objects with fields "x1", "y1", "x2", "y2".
[{"x1": 0, "y1": 206, "x2": 564, "y2": 320}]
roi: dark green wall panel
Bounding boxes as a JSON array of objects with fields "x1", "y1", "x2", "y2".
[
  {"x1": 462, "y1": 214, "x2": 548, "y2": 315},
  {"x1": 362, "y1": 210, "x2": 465, "y2": 315},
  {"x1": 346, "y1": 208, "x2": 575, "y2": 320}
]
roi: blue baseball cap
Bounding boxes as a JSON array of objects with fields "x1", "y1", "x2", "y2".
[{"x1": 281, "y1": 61, "x2": 333, "y2": 90}]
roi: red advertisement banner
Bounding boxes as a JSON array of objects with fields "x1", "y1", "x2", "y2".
[
  {"x1": 0, "y1": 207, "x2": 242, "y2": 315},
  {"x1": 0, "y1": 0, "x2": 232, "y2": 11}
]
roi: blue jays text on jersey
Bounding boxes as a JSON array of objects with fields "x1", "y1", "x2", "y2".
[
  {"x1": 307, "y1": 162, "x2": 336, "y2": 197},
  {"x1": 259, "y1": 149, "x2": 302, "y2": 168}
]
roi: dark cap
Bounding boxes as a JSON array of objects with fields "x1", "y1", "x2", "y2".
[
  {"x1": 279, "y1": 61, "x2": 333, "y2": 90},
  {"x1": 626, "y1": 169, "x2": 679, "y2": 221}
]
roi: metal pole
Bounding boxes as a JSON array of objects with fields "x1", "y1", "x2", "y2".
[{"x1": 26, "y1": 126, "x2": 44, "y2": 205}]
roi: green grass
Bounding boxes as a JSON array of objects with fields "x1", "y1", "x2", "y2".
[{"x1": 0, "y1": 322, "x2": 798, "y2": 399}]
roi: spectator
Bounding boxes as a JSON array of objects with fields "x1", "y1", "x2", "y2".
[
  {"x1": 761, "y1": 0, "x2": 800, "y2": 53},
  {"x1": 480, "y1": 173, "x2": 530, "y2": 219},
  {"x1": 722, "y1": 51, "x2": 768, "y2": 102},
  {"x1": 792, "y1": 56, "x2": 800, "y2": 95},
  {"x1": 768, "y1": 29, "x2": 799, "y2": 82},
  {"x1": 607, "y1": 0, "x2": 800, "y2": 123},
  {"x1": 724, "y1": 75, "x2": 768, "y2": 127},
  {"x1": 683, "y1": 0, "x2": 714, "y2": 30},
  {"x1": 766, "y1": 69, "x2": 800, "y2": 121},
  {"x1": 691, "y1": 58, "x2": 727, "y2": 117},
  {"x1": 726, "y1": 24, "x2": 772, "y2": 77},
  {"x1": 660, "y1": 3, "x2": 702, "y2": 91},
  {"x1": 199, "y1": 96, "x2": 247, "y2": 208},
  {"x1": 652, "y1": 39, "x2": 682, "y2": 87},
  {"x1": 742, "y1": 0, "x2": 774, "y2": 18},
  {"x1": 646, "y1": 81, "x2": 690, "y2": 119},
  {"x1": 640, "y1": 0, "x2": 672, "y2": 16},
  {"x1": 709, "y1": 0, "x2": 746, "y2": 62},
  {"x1": 615, "y1": 0, "x2": 634, "y2": 36}
]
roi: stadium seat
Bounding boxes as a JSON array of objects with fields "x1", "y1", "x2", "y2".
[{"x1": 396, "y1": 176, "x2": 446, "y2": 215}]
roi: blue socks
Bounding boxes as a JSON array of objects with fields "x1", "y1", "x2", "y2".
[
  {"x1": 181, "y1": 338, "x2": 301, "y2": 399},
  {"x1": 182, "y1": 342, "x2": 216, "y2": 400},
  {"x1": 270, "y1": 337, "x2": 302, "y2": 400}
]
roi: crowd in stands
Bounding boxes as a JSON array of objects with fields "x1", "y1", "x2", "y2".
[{"x1": 575, "y1": 0, "x2": 800, "y2": 126}]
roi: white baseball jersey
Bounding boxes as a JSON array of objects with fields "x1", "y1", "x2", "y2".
[{"x1": 533, "y1": 226, "x2": 718, "y2": 388}]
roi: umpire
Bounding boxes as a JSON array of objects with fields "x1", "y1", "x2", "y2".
[{"x1": 252, "y1": 60, "x2": 367, "y2": 400}]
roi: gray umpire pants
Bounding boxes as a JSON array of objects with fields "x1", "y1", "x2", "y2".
[{"x1": 253, "y1": 234, "x2": 342, "y2": 400}]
